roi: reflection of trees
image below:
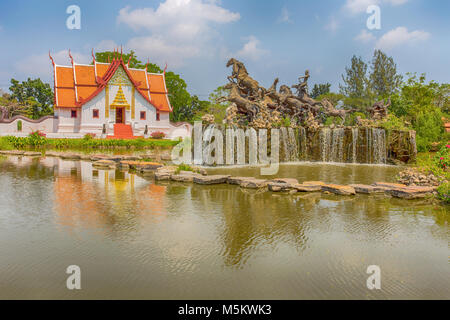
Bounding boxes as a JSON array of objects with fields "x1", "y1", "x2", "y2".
[
  {"x1": 0, "y1": 157, "x2": 55, "y2": 214},
  {"x1": 190, "y1": 185, "x2": 318, "y2": 268}
]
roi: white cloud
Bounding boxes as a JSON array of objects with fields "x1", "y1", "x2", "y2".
[
  {"x1": 116, "y1": 0, "x2": 240, "y2": 67},
  {"x1": 279, "y1": 6, "x2": 291, "y2": 23},
  {"x1": 16, "y1": 50, "x2": 90, "y2": 79},
  {"x1": 344, "y1": 0, "x2": 408, "y2": 14},
  {"x1": 95, "y1": 40, "x2": 119, "y2": 52},
  {"x1": 354, "y1": 29, "x2": 376, "y2": 43},
  {"x1": 345, "y1": 0, "x2": 377, "y2": 14},
  {"x1": 325, "y1": 16, "x2": 339, "y2": 33},
  {"x1": 375, "y1": 26, "x2": 430, "y2": 50},
  {"x1": 235, "y1": 36, "x2": 268, "y2": 61},
  {"x1": 127, "y1": 36, "x2": 201, "y2": 68}
]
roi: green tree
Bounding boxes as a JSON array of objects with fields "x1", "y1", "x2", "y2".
[
  {"x1": 9, "y1": 78, "x2": 53, "y2": 119},
  {"x1": 339, "y1": 55, "x2": 369, "y2": 99},
  {"x1": 203, "y1": 86, "x2": 230, "y2": 123},
  {"x1": 311, "y1": 83, "x2": 331, "y2": 99},
  {"x1": 390, "y1": 73, "x2": 448, "y2": 151},
  {"x1": 369, "y1": 50, "x2": 403, "y2": 98}
]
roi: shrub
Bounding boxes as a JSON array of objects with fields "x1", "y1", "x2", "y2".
[
  {"x1": 379, "y1": 114, "x2": 410, "y2": 131},
  {"x1": 0, "y1": 137, "x2": 13, "y2": 150},
  {"x1": 175, "y1": 163, "x2": 194, "y2": 174},
  {"x1": 83, "y1": 133, "x2": 96, "y2": 140},
  {"x1": 28, "y1": 130, "x2": 47, "y2": 148},
  {"x1": 414, "y1": 108, "x2": 444, "y2": 152},
  {"x1": 151, "y1": 131, "x2": 166, "y2": 139},
  {"x1": 436, "y1": 182, "x2": 450, "y2": 204},
  {"x1": 434, "y1": 144, "x2": 450, "y2": 170},
  {"x1": 17, "y1": 120, "x2": 22, "y2": 132}
]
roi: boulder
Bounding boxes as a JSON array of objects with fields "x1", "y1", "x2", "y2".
[
  {"x1": 240, "y1": 179, "x2": 268, "y2": 189},
  {"x1": 121, "y1": 161, "x2": 163, "y2": 170},
  {"x1": 90, "y1": 155, "x2": 110, "y2": 161},
  {"x1": 303, "y1": 181, "x2": 326, "y2": 186},
  {"x1": 321, "y1": 184, "x2": 356, "y2": 195},
  {"x1": 268, "y1": 182, "x2": 293, "y2": 192},
  {"x1": 171, "y1": 172, "x2": 200, "y2": 182},
  {"x1": 292, "y1": 183, "x2": 322, "y2": 192},
  {"x1": 193, "y1": 175, "x2": 230, "y2": 185},
  {"x1": 157, "y1": 166, "x2": 178, "y2": 174},
  {"x1": 227, "y1": 176, "x2": 252, "y2": 185},
  {"x1": 373, "y1": 182, "x2": 407, "y2": 189},
  {"x1": 271, "y1": 178, "x2": 299, "y2": 185},
  {"x1": 385, "y1": 186, "x2": 434, "y2": 199},
  {"x1": 161, "y1": 152, "x2": 172, "y2": 161},
  {"x1": 23, "y1": 151, "x2": 42, "y2": 157},
  {"x1": 349, "y1": 184, "x2": 388, "y2": 194},
  {"x1": 92, "y1": 160, "x2": 116, "y2": 169},
  {"x1": 60, "y1": 153, "x2": 81, "y2": 160},
  {"x1": 121, "y1": 155, "x2": 142, "y2": 161},
  {"x1": 155, "y1": 171, "x2": 171, "y2": 181},
  {"x1": 1, "y1": 150, "x2": 25, "y2": 155},
  {"x1": 44, "y1": 152, "x2": 61, "y2": 157}
]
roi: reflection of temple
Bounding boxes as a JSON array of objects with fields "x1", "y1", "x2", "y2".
[{"x1": 44, "y1": 157, "x2": 169, "y2": 231}]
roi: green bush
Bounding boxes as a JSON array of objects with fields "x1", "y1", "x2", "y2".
[
  {"x1": 379, "y1": 114, "x2": 410, "y2": 131},
  {"x1": 415, "y1": 108, "x2": 444, "y2": 152},
  {"x1": 176, "y1": 163, "x2": 194, "y2": 174},
  {"x1": 1, "y1": 135, "x2": 179, "y2": 151},
  {"x1": 0, "y1": 137, "x2": 13, "y2": 150},
  {"x1": 344, "y1": 112, "x2": 366, "y2": 126},
  {"x1": 434, "y1": 144, "x2": 450, "y2": 170},
  {"x1": 436, "y1": 182, "x2": 450, "y2": 204}
]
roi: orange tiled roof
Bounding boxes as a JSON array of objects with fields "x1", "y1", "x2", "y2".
[{"x1": 51, "y1": 56, "x2": 172, "y2": 112}]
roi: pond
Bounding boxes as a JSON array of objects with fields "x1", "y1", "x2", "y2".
[{"x1": 0, "y1": 155, "x2": 448, "y2": 299}]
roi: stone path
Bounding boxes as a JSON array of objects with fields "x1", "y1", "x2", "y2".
[{"x1": 0, "y1": 149, "x2": 438, "y2": 200}]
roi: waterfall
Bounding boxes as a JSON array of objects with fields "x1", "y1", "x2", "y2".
[
  {"x1": 191, "y1": 125, "x2": 398, "y2": 166},
  {"x1": 330, "y1": 128, "x2": 344, "y2": 162},
  {"x1": 372, "y1": 128, "x2": 387, "y2": 164},
  {"x1": 288, "y1": 128, "x2": 299, "y2": 162},
  {"x1": 280, "y1": 127, "x2": 299, "y2": 162},
  {"x1": 299, "y1": 126, "x2": 308, "y2": 160},
  {"x1": 352, "y1": 128, "x2": 358, "y2": 163},
  {"x1": 366, "y1": 127, "x2": 371, "y2": 164},
  {"x1": 320, "y1": 128, "x2": 331, "y2": 162}
]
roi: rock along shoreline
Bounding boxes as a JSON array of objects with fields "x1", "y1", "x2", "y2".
[{"x1": 0, "y1": 149, "x2": 437, "y2": 200}]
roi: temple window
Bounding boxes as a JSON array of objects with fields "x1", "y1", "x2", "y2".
[
  {"x1": 93, "y1": 109, "x2": 99, "y2": 118},
  {"x1": 71, "y1": 110, "x2": 77, "y2": 118},
  {"x1": 156, "y1": 112, "x2": 160, "y2": 121},
  {"x1": 140, "y1": 111, "x2": 146, "y2": 120}
]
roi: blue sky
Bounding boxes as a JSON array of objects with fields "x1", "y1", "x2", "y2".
[{"x1": 0, "y1": 0, "x2": 448, "y2": 99}]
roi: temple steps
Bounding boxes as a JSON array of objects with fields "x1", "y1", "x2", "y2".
[{"x1": 107, "y1": 124, "x2": 136, "y2": 140}]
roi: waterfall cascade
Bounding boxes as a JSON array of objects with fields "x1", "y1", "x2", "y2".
[{"x1": 193, "y1": 125, "x2": 416, "y2": 165}]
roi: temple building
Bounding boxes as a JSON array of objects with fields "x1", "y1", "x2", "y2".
[{"x1": 0, "y1": 50, "x2": 191, "y2": 139}]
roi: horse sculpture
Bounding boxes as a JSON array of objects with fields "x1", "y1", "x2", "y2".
[{"x1": 226, "y1": 58, "x2": 263, "y2": 98}]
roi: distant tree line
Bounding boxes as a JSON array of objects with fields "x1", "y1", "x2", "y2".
[{"x1": 312, "y1": 49, "x2": 449, "y2": 151}]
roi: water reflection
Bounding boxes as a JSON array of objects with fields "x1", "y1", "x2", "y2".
[{"x1": 0, "y1": 155, "x2": 448, "y2": 299}]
